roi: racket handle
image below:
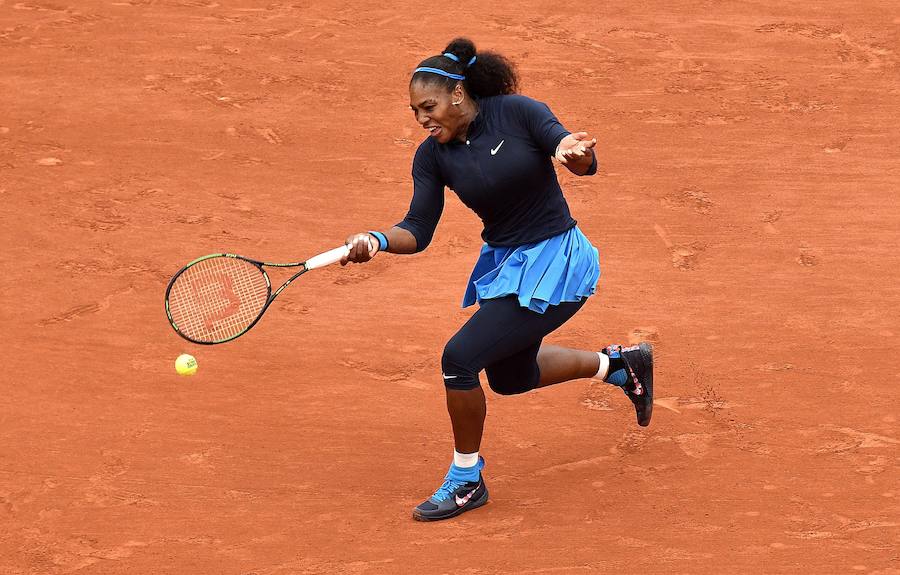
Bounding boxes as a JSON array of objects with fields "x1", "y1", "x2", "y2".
[
  {"x1": 305, "y1": 245, "x2": 351, "y2": 270},
  {"x1": 305, "y1": 238, "x2": 376, "y2": 270}
]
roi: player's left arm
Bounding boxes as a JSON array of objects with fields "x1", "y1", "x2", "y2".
[
  {"x1": 508, "y1": 95, "x2": 597, "y2": 177},
  {"x1": 555, "y1": 132, "x2": 597, "y2": 176}
]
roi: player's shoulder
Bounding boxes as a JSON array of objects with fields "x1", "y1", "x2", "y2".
[
  {"x1": 490, "y1": 93, "x2": 547, "y2": 110},
  {"x1": 414, "y1": 134, "x2": 438, "y2": 157},
  {"x1": 486, "y1": 93, "x2": 552, "y2": 120},
  {"x1": 412, "y1": 135, "x2": 440, "y2": 173}
]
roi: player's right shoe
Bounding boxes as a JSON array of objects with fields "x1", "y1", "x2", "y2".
[
  {"x1": 606, "y1": 343, "x2": 654, "y2": 427},
  {"x1": 412, "y1": 458, "x2": 489, "y2": 522}
]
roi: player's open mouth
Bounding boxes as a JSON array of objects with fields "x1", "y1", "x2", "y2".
[{"x1": 426, "y1": 126, "x2": 442, "y2": 137}]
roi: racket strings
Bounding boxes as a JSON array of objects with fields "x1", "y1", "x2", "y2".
[{"x1": 167, "y1": 257, "x2": 269, "y2": 342}]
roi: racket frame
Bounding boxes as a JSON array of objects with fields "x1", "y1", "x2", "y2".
[{"x1": 164, "y1": 253, "x2": 308, "y2": 345}]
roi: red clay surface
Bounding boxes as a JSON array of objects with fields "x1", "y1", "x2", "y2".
[{"x1": 2, "y1": 2, "x2": 899, "y2": 574}]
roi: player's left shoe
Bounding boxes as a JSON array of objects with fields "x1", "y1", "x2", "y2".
[
  {"x1": 413, "y1": 457, "x2": 488, "y2": 522},
  {"x1": 606, "y1": 343, "x2": 654, "y2": 427}
]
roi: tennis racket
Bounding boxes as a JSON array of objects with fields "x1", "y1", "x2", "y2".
[{"x1": 165, "y1": 243, "x2": 363, "y2": 345}]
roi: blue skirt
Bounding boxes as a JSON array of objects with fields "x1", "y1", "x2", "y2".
[{"x1": 462, "y1": 226, "x2": 600, "y2": 313}]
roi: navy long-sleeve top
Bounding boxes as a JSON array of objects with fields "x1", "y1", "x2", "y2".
[{"x1": 396, "y1": 94, "x2": 596, "y2": 251}]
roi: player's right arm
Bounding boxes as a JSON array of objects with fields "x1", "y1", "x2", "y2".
[
  {"x1": 342, "y1": 226, "x2": 417, "y2": 264},
  {"x1": 342, "y1": 141, "x2": 444, "y2": 264}
]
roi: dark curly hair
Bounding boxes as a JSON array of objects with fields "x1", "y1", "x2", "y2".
[{"x1": 410, "y1": 37, "x2": 519, "y2": 98}]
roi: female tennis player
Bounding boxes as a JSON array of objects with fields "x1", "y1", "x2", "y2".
[{"x1": 341, "y1": 38, "x2": 653, "y2": 522}]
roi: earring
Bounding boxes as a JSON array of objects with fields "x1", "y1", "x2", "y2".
[{"x1": 452, "y1": 101, "x2": 461, "y2": 106}]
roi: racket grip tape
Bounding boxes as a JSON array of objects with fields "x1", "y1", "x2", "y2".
[
  {"x1": 304, "y1": 237, "x2": 375, "y2": 270},
  {"x1": 305, "y1": 245, "x2": 351, "y2": 270}
]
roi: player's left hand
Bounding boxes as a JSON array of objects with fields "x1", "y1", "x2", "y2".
[{"x1": 555, "y1": 132, "x2": 596, "y2": 165}]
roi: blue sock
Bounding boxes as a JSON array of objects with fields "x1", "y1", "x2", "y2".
[
  {"x1": 606, "y1": 368, "x2": 629, "y2": 387},
  {"x1": 603, "y1": 347, "x2": 625, "y2": 374},
  {"x1": 447, "y1": 457, "x2": 484, "y2": 482}
]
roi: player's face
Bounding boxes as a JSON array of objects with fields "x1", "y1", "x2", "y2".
[{"x1": 409, "y1": 80, "x2": 465, "y2": 144}]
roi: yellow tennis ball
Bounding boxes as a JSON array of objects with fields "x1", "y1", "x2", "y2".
[{"x1": 175, "y1": 353, "x2": 198, "y2": 376}]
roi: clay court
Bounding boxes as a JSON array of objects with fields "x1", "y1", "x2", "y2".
[{"x1": 2, "y1": 1, "x2": 899, "y2": 573}]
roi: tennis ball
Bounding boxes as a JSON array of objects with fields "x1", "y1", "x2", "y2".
[{"x1": 175, "y1": 353, "x2": 198, "y2": 376}]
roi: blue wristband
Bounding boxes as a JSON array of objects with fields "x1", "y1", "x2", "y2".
[{"x1": 368, "y1": 231, "x2": 388, "y2": 252}]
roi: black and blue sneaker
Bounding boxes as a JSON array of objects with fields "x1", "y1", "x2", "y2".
[
  {"x1": 413, "y1": 457, "x2": 489, "y2": 522},
  {"x1": 605, "y1": 343, "x2": 654, "y2": 427}
]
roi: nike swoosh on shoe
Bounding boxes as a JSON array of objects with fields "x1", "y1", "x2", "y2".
[{"x1": 455, "y1": 485, "x2": 479, "y2": 507}]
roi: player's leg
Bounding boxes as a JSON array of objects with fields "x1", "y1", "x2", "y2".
[
  {"x1": 534, "y1": 344, "x2": 603, "y2": 386},
  {"x1": 413, "y1": 297, "x2": 653, "y2": 521},
  {"x1": 445, "y1": 386, "x2": 486, "y2": 454},
  {"x1": 414, "y1": 296, "x2": 585, "y2": 521},
  {"x1": 442, "y1": 295, "x2": 588, "y2": 418},
  {"x1": 491, "y1": 343, "x2": 654, "y2": 426},
  {"x1": 484, "y1": 336, "x2": 654, "y2": 426}
]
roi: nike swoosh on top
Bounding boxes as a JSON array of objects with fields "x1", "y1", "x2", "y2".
[{"x1": 490, "y1": 140, "x2": 505, "y2": 155}]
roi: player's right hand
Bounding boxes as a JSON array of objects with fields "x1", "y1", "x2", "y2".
[{"x1": 341, "y1": 233, "x2": 378, "y2": 265}]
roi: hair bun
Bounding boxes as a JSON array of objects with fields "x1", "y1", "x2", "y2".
[
  {"x1": 413, "y1": 37, "x2": 518, "y2": 98},
  {"x1": 443, "y1": 37, "x2": 477, "y2": 68}
]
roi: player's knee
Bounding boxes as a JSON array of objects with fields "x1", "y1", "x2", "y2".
[{"x1": 441, "y1": 339, "x2": 480, "y2": 390}]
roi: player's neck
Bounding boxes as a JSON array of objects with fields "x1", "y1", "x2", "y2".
[{"x1": 453, "y1": 100, "x2": 479, "y2": 143}]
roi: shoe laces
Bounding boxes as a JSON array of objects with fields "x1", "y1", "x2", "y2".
[
  {"x1": 432, "y1": 477, "x2": 467, "y2": 502},
  {"x1": 606, "y1": 344, "x2": 639, "y2": 355}
]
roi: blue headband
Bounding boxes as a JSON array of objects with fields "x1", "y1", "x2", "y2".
[
  {"x1": 413, "y1": 66, "x2": 466, "y2": 80},
  {"x1": 443, "y1": 52, "x2": 477, "y2": 67}
]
